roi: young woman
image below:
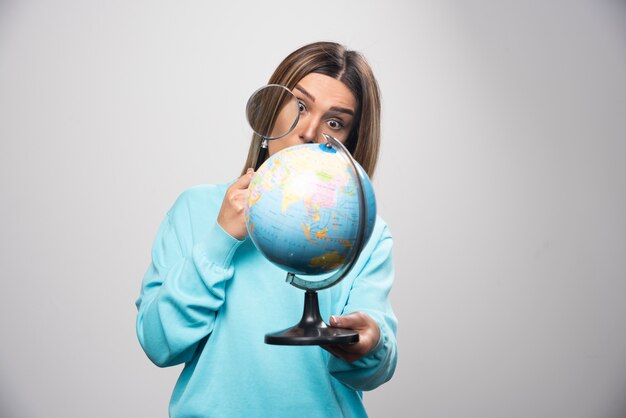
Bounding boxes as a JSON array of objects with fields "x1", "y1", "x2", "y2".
[{"x1": 136, "y1": 41, "x2": 398, "y2": 417}]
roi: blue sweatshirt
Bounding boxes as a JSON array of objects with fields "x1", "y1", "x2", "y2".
[{"x1": 136, "y1": 184, "x2": 398, "y2": 418}]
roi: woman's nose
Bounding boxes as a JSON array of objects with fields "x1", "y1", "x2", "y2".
[{"x1": 298, "y1": 116, "x2": 320, "y2": 143}]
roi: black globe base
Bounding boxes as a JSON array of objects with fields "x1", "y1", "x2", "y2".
[{"x1": 265, "y1": 290, "x2": 359, "y2": 346}]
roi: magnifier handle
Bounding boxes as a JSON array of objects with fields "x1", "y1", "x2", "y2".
[{"x1": 254, "y1": 140, "x2": 269, "y2": 170}]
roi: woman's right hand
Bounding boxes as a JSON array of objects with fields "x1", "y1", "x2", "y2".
[{"x1": 217, "y1": 168, "x2": 255, "y2": 240}]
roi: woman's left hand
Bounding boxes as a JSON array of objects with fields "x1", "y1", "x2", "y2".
[{"x1": 323, "y1": 312, "x2": 380, "y2": 363}]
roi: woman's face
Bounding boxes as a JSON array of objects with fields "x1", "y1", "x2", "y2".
[{"x1": 267, "y1": 73, "x2": 357, "y2": 156}]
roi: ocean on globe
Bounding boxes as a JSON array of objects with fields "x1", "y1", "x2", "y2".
[{"x1": 244, "y1": 143, "x2": 376, "y2": 276}]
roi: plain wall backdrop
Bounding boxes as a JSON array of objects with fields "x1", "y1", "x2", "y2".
[{"x1": 1, "y1": 1, "x2": 625, "y2": 417}]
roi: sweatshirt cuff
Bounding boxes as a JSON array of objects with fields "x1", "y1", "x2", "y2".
[
  {"x1": 192, "y1": 222, "x2": 245, "y2": 272},
  {"x1": 366, "y1": 320, "x2": 388, "y2": 361},
  {"x1": 354, "y1": 318, "x2": 388, "y2": 367}
]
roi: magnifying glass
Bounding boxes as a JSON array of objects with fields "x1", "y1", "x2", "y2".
[{"x1": 245, "y1": 84, "x2": 300, "y2": 170}]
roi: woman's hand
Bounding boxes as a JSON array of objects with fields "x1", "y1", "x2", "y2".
[
  {"x1": 323, "y1": 312, "x2": 380, "y2": 363},
  {"x1": 217, "y1": 168, "x2": 254, "y2": 240}
]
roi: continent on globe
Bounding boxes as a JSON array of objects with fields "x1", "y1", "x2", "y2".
[{"x1": 244, "y1": 143, "x2": 376, "y2": 276}]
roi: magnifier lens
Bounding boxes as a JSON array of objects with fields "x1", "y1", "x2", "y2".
[{"x1": 246, "y1": 85, "x2": 299, "y2": 140}]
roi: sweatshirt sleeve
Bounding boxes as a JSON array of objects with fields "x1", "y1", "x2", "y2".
[
  {"x1": 328, "y1": 224, "x2": 398, "y2": 391},
  {"x1": 135, "y1": 207, "x2": 244, "y2": 368}
]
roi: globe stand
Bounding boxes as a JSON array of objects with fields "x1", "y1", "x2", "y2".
[{"x1": 264, "y1": 290, "x2": 359, "y2": 345}]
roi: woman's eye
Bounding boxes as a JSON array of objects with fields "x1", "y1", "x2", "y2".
[
  {"x1": 327, "y1": 119, "x2": 344, "y2": 130},
  {"x1": 298, "y1": 101, "x2": 307, "y2": 113}
]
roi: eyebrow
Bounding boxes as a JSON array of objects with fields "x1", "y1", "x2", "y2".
[
  {"x1": 294, "y1": 85, "x2": 315, "y2": 102},
  {"x1": 294, "y1": 84, "x2": 355, "y2": 116},
  {"x1": 328, "y1": 106, "x2": 354, "y2": 117}
]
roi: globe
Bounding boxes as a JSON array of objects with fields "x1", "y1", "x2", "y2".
[{"x1": 244, "y1": 143, "x2": 376, "y2": 276}]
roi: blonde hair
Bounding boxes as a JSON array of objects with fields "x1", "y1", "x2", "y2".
[{"x1": 242, "y1": 41, "x2": 381, "y2": 178}]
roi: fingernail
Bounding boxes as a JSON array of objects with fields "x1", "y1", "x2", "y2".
[
  {"x1": 247, "y1": 168, "x2": 253, "y2": 174},
  {"x1": 331, "y1": 315, "x2": 340, "y2": 326}
]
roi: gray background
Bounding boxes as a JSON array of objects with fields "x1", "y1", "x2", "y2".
[{"x1": 1, "y1": 1, "x2": 625, "y2": 417}]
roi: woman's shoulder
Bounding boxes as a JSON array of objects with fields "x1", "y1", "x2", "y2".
[
  {"x1": 166, "y1": 183, "x2": 229, "y2": 226},
  {"x1": 356, "y1": 214, "x2": 393, "y2": 261},
  {"x1": 372, "y1": 214, "x2": 392, "y2": 241},
  {"x1": 171, "y1": 183, "x2": 227, "y2": 208}
]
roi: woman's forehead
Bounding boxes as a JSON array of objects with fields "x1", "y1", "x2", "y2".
[{"x1": 295, "y1": 73, "x2": 356, "y2": 111}]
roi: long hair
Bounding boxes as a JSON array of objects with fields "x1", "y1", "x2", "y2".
[{"x1": 241, "y1": 41, "x2": 381, "y2": 178}]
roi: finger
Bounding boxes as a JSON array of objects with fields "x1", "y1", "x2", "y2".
[
  {"x1": 229, "y1": 191, "x2": 248, "y2": 210},
  {"x1": 330, "y1": 312, "x2": 370, "y2": 330},
  {"x1": 233, "y1": 168, "x2": 255, "y2": 189}
]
